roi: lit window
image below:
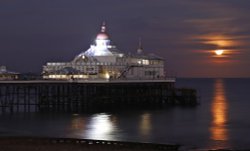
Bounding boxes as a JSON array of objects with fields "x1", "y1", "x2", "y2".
[{"x1": 142, "y1": 59, "x2": 149, "y2": 65}]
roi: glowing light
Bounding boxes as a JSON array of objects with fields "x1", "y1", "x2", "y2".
[
  {"x1": 191, "y1": 34, "x2": 241, "y2": 58},
  {"x1": 48, "y1": 74, "x2": 88, "y2": 79},
  {"x1": 84, "y1": 23, "x2": 113, "y2": 56},
  {"x1": 215, "y1": 49, "x2": 224, "y2": 56},
  {"x1": 139, "y1": 113, "x2": 151, "y2": 137},
  {"x1": 195, "y1": 35, "x2": 236, "y2": 48},
  {"x1": 70, "y1": 116, "x2": 85, "y2": 131},
  {"x1": 86, "y1": 114, "x2": 116, "y2": 140},
  {"x1": 96, "y1": 33, "x2": 109, "y2": 40},
  {"x1": 210, "y1": 79, "x2": 229, "y2": 141},
  {"x1": 142, "y1": 59, "x2": 149, "y2": 65},
  {"x1": 105, "y1": 72, "x2": 110, "y2": 79}
]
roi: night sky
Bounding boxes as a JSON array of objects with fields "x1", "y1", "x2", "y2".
[{"x1": 1, "y1": 0, "x2": 250, "y2": 77}]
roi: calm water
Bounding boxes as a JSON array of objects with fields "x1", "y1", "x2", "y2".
[{"x1": 1, "y1": 78, "x2": 250, "y2": 150}]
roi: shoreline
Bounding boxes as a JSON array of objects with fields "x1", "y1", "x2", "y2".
[{"x1": 0, "y1": 136, "x2": 179, "y2": 151}]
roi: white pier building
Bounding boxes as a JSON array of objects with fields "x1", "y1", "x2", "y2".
[{"x1": 42, "y1": 23, "x2": 166, "y2": 80}]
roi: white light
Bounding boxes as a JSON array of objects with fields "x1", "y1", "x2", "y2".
[
  {"x1": 85, "y1": 114, "x2": 116, "y2": 140},
  {"x1": 142, "y1": 59, "x2": 149, "y2": 65},
  {"x1": 105, "y1": 72, "x2": 110, "y2": 79},
  {"x1": 215, "y1": 49, "x2": 224, "y2": 56}
]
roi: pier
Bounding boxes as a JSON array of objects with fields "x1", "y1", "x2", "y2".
[{"x1": 0, "y1": 80, "x2": 197, "y2": 113}]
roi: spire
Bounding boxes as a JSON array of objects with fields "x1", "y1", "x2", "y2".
[
  {"x1": 96, "y1": 21, "x2": 109, "y2": 40},
  {"x1": 101, "y1": 21, "x2": 106, "y2": 33},
  {"x1": 137, "y1": 37, "x2": 143, "y2": 54}
]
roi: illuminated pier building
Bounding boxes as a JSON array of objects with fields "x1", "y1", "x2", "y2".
[
  {"x1": 42, "y1": 23, "x2": 165, "y2": 80},
  {"x1": 0, "y1": 66, "x2": 19, "y2": 80}
]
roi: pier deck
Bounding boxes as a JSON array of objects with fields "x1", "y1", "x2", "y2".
[{"x1": 0, "y1": 80, "x2": 178, "y2": 113}]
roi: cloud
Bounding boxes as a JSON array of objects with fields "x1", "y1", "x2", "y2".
[{"x1": 1, "y1": 0, "x2": 250, "y2": 77}]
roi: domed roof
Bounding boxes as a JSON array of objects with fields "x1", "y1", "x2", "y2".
[
  {"x1": 96, "y1": 22, "x2": 109, "y2": 40},
  {"x1": 96, "y1": 33, "x2": 109, "y2": 40}
]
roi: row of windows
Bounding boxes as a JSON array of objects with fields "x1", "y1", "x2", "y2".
[
  {"x1": 47, "y1": 62, "x2": 129, "y2": 66},
  {"x1": 48, "y1": 75, "x2": 89, "y2": 79},
  {"x1": 0, "y1": 75, "x2": 18, "y2": 78},
  {"x1": 137, "y1": 60, "x2": 163, "y2": 65},
  {"x1": 47, "y1": 59, "x2": 163, "y2": 67}
]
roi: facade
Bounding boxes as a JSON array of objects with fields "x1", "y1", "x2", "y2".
[
  {"x1": 42, "y1": 23, "x2": 165, "y2": 80},
  {"x1": 0, "y1": 66, "x2": 19, "y2": 80}
]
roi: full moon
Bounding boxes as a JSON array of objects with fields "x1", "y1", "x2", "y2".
[{"x1": 215, "y1": 49, "x2": 224, "y2": 56}]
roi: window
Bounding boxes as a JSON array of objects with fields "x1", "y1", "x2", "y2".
[{"x1": 142, "y1": 59, "x2": 149, "y2": 65}]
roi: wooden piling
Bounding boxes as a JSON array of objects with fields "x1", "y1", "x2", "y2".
[{"x1": 0, "y1": 80, "x2": 197, "y2": 113}]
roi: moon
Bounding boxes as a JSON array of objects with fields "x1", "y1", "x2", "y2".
[{"x1": 215, "y1": 49, "x2": 224, "y2": 56}]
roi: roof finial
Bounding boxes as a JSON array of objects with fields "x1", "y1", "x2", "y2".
[
  {"x1": 101, "y1": 21, "x2": 106, "y2": 33},
  {"x1": 137, "y1": 37, "x2": 143, "y2": 54}
]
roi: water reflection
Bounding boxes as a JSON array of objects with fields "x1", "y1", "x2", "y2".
[
  {"x1": 70, "y1": 114, "x2": 85, "y2": 130},
  {"x1": 85, "y1": 113, "x2": 117, "y2": 140},
  {"x1": 139, "y1": 113, "x2": 152, "y2": 137},
  {"x1": 210, "y1": 79, "x2": 229, "y2": 141},
  {"x1": 68, "y1": 114, "x2": 86, "y2": 138}
]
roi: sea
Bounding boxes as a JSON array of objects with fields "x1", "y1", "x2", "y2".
[{"x1": 0, "y1": 78, "x2": 250, "y2": 150}]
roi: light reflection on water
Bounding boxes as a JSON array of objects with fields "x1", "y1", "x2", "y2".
[
  {"x1": 210, "y1": 79, "x2": 230, "y2": 147},
  {"x1": 2, "y1": 79, "x2": 250, "y2": 149},
  {"x1": 69, "y1": 114, "x2": 86, "y2": 137},
  {"x1": 85, "y1": 113, "x2": 117, "y2": 140},
  {"x1": 139, "y1": 113, "x2": 152, "y2": 138}
]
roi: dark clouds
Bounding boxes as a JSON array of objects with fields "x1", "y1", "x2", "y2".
[{"x1": 0, "y1": 0, "x2": 250, "y2": 77}]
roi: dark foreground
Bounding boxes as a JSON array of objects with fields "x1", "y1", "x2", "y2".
[{"x1": 0, "y1": 137, "x2": 179, "y2": 151}]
